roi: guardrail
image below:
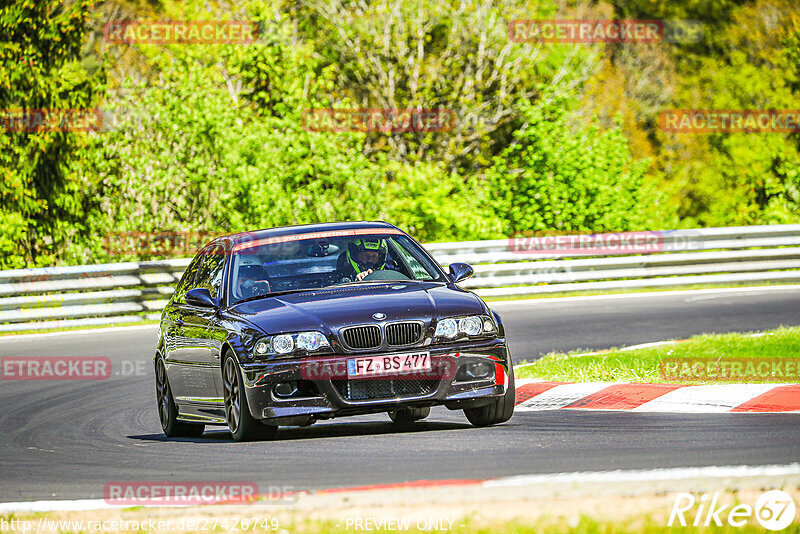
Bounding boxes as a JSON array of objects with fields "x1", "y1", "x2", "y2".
[{"x1": 2, "y1": 225, "x2": 799, "y2": 332}]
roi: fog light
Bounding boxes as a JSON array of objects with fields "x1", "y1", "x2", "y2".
[
  {"x1": 254, "y1": 340, "x2": 269, "y2": 356},
  {"x1": 466, "y1": 361, "x2": 494, "y2": 379},
  {"x1": 273, "y1": 382, "x2": 298, "y2": 398},
  {"x1": 483, "y1": 318, "x2": 495, "y2": 333}
]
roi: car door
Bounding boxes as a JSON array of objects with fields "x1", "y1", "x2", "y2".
[
  {"x1": 187, "y1": 243, "x2": 229, "y2": 401},
  {"x1": 165, "y1": 244, "x2": 227, "y2": 404},
  {"x1": 162, "y1": 253, "x2": 203, "y2": 402}
]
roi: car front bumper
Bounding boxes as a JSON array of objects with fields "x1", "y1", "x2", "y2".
[{"x1": 237, "y1": 339, "x2": 511, "y2": 423}]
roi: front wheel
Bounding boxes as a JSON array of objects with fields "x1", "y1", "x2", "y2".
[
  {"x1": 155, "y1": 358, "x2": 204, "y2": 438},
  {"x1": 389, "y1": 406, "x2": 430, "y2": 424},
  {"x1": 222, "y1": 355, "x2": 277, "y2": 442},
  {"x1": 463, "y1": 362, "x2": 515, "y2": 427}
]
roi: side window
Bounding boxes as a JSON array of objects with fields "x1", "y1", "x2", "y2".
[
  {"x1": 392, "y1": 239, "x2": 434, "y2": 280},
  {"x1": 193, "y1": 245, "x2": 227, "y2": 299},
  {"x1": 172, "y1": 255, "x2": 203, "y2": 304}
]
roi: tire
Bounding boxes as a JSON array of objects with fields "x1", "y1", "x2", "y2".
[
  {"x1": 389, "y1": 406, "x2": 430, "y2": 424},
  {"x1": 222, "y1": 354, "x2": 277, "y2": 442},
  {"x1": 155, "y1": 357, "x2": 205, "y2": 438},
  {"x1": 463, "y1": 362, "x2": 515, "y2": 427}
]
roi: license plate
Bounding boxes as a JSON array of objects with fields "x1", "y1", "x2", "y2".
[{"x1": 347, "y1": 352, "x2": 431, "y2": 377}]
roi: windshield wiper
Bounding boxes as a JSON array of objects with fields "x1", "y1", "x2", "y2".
[
  {"x1": 325, "y1": 279, "x2": 439, "y2": 288},
  {"x1": 326, "y1": 280, "x2": 390, "y2": 287}
]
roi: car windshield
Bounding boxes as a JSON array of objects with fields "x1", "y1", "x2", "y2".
[{"x1": 228, "y1": 232, "x2": 443, "y2": 303}]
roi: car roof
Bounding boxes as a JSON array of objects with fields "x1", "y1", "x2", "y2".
[{"x1": 208, "y1": 221, "x2": 402, "y2": 249}]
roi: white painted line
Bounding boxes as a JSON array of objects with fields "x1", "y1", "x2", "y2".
[
  {"x1": 515, "y1": 361, "x2": 544, "y2": 369},
  {"x1": 514, "y1": 338, "x2": 685, "y2": 368},
  {"x1": 482, "y1": 463, "x2": 800, "y2": 488},
  {"x1": 488, "y1": 284, "x2": 800, "y2": 307},
  {"x1": 515, "y1": 352, "x2": 598, "y2": 367},
  {"x1": 514, "y1": 378, "x2": 548, "y2": 387},
  {"x1": 0, "y1": 324, "x2": 159, "y2": 342},
  {"x1": 634, "y1": 384, "x2": 778, "y2": 413},
  {"x1": 618, "y1": 340, "x2": 682, "y2": 352},
  {"x1": 516, "y1": 382, "x2": 612, "y2": 411}
]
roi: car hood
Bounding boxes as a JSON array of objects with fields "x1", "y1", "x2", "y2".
[{"x1": 227, "y1": 282, "x2": 487, "y2": 335}]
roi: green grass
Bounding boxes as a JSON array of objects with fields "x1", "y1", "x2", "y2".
[{"x1": 516, "y1": 326, "x2": 800, "y2": 383}]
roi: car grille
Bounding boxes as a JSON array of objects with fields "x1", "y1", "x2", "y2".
[
  {"x1": 340, "y1": 325, "x2": 382, "y2": 350},
  {"x1": 333, "y1": 379, "x2": 438, "y2": 401},
  {"x1": 385, "y1": 322, "x2": 423, "y2": 346}
]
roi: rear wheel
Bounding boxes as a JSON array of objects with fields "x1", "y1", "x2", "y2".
[
  {"x1": 389, "y1": 406, "x2": 430, "y2": 424},
  {"x1": 463, "y1": 362, "x2": 515, "y2": 427},
  {"x1": 155, "y1": 358, "x2": 204, "y2": 438},
  {"x1": 223, "y1": 355, "x2": 277, "y2": 442}
]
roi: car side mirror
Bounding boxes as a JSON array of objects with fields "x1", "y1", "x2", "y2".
[
  {"x1": 448, "y1": 263, "x2": 474, "y2": 283},
  {"x1": 186, "y1": 287, "x2": 217, "y2": 307}
]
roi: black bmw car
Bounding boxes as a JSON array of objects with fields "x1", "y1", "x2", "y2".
[{"x1": 154, "y1": 221, "x2": 515, "y2": 441}]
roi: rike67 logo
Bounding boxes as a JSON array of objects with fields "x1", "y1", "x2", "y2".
[{"x1": 669, "y1": 490, "x2": 796, "y2": 530}]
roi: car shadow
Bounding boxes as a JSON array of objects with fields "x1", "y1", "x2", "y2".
[{"x1": 129, "y1": 419, "x2": 473, "y2": 443}]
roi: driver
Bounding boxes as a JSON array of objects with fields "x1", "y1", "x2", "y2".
[{"x1": 338, "y1": 238, "x2": 388, "y2": 281}]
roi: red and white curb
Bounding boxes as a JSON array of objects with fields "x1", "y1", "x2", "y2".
[{"x1": 514, "y1": 379, "x2": 800, "y2": 413}]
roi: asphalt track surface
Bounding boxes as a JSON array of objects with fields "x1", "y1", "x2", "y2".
[{"x1": 1, "y1": 287, "x2": 799, "y2": 502}]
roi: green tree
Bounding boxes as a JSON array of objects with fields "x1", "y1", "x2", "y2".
[
  {"x1": 488, "y1": 89, "x2": 649, "y2": 235},
  {"x1": 289, "y1": 0, "x2": 596, "y2": 174},
  {"x1": 0, "y1": 0, "x2": 105, "y2": 268},
  {"x1": 612, "y1": 0, "x2": 800, "y2": 227}
]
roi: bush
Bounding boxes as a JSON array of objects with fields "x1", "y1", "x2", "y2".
[{"x1": 487, "y1": 89, "x2": 650, "y2": 236}]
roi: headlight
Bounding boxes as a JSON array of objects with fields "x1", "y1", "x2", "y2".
[
  {"x1": 272, "y1": 334, "x2": 294, "y2": 354},
  {"x1": 253, "y1": 331, "x2": 331, "y2": 358},
  {"x1": 434, "y1": 315, "x2": 496, "y2": 342},
  {"x1": 297, "y1": 331, "x2": 327, "y2": 351},
  {"x1": 434, "y1": 318, "x2": 458, "y2": 339},
  {"x1": 459, "y1": 316, "x2": 482, "y2": 336}
]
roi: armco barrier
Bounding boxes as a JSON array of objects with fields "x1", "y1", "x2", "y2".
[{"x1": 1, "y1": 225, "x2": 799, "y2": 332}]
